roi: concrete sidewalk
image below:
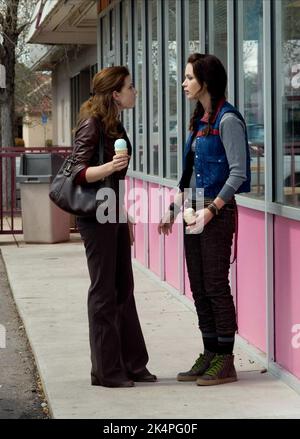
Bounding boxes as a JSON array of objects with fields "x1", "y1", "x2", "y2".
[{"x1": 1, "y1": 235, "x2": 300, "y2": 419}]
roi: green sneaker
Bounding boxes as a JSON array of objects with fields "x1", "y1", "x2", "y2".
[
  {"x1": 177, "y1": 350, "x2": 215, "y2": 382},
  {"x1": 196, "y1": 354, "x2": 237, "y2": 386}
]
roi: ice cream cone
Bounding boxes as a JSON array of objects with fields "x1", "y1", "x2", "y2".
[
  {"x1": 114, "y1": 138, "x2": 128, "y2": 156},
  {"x1": 115, "y1": 148, "x2": 128, "y2": 155}
]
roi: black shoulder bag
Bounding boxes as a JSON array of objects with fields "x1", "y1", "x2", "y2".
[{"x1": 49, "y1": 128, "x2": 112, "y2": 217}]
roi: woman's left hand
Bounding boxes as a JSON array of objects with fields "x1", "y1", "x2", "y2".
[{"x1": 186, "y1": 208, "x2": 214, "y2": 234}]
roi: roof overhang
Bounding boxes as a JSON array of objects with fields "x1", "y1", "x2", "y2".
[
  {"x1": 26, "y1": 44, "x2": 66, "y2": 71},
  {"x1": 27, "y1": 0, "x2": 97, "y2": 45}
]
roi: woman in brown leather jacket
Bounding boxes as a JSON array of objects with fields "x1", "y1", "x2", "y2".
[{"x1": 73, "y1": 66, "x2": 156, "y2": 388}]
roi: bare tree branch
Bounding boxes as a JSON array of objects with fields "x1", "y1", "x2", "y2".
[{"x1": 16, "y1": 21, "x2": 27, "y2": 35}]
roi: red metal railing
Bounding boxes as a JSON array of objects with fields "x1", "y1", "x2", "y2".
[{"x1": 0, "y1": 146, "x2": 75, "y2": 235}]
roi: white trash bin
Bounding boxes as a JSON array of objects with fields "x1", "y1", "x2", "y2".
[{"x1": 18, "y1": 153, "x2": 70, "y2": 244}]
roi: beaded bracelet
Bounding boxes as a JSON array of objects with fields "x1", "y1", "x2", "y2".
[
  {"x1": 207, "y1": 202, "x2": 219, "y2": 216},
  {"x1": 169, "y1": 202, "x2": 181, "y2": 216}
]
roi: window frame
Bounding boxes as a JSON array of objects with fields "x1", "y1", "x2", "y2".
[
  {"x1": 95, "y1": 0, "x2": 300, "y2": 221},
  {"x1": 147, "y1": 0, "x2": 159, "y2": 176}
]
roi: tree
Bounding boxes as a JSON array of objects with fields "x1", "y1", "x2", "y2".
[
  {"x1": 0, "y1": 0, "x2": 38, "y2": 208},
  {"x1": 15, "y1": 63, "x2": 51, "y2": 117},
  {"x1": 0, "y1": 0, "x2": 38, "y2": 148}
]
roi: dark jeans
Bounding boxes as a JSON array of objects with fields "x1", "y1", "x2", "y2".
[
  {"x1": 184, "y1": 204, "x2": 238, "y2": 336},
  {"x1": 77, "y1": 217, "x2": 149, "y2": 386}
]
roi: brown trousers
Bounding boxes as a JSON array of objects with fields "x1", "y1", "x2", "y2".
[{"x1": 77, "y1": 217, "x2": 149, "y2": 386}]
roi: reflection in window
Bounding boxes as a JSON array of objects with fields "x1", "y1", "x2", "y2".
[
  {"x1": 166, "y1": 0, "x2": 177, "y2": 180},
  {"x1": 242, "y1": 0, "x2": 264, "y2": 199},
  {"x1": 189, "y1": 0, "x2": 200, "y2": 53},
  {"x1": 136, "y1": 0, "x2": 143, "y2": 172},
  {"x1": 61, "y1": 99, "x2": 65, "y2": 144},
  {"x1": 122, "y1": 1, "x2": 129, "y2": 68},
  {"x1": 109, "y1": 10, "x2": 114, "y2": 51},
  {"x1": 70, "y1": 74, "x2": 80, "y2": 133},
  {"x1": 100, "y1": 17, "x2": 104, "y2": 67},
  {"x1": 209, "y1": 0, "x2": 227, "y2": 71},
  {"x1": 101, "y1": 13, "x2": 114, "y2": 67},
  {"x1": 186, "y1": 0, "x2": 201, "y2": 125},
  {"x1": 121, "y1": 0, "x2": 131, "y2": 144},
  {"x1": 90, "y1": 64, "x2": 98, "y2": 84},
  {"x1": 150, "y1": 0, "x2": 159, "y2": 176},
  {"x1": 276, "y1": 0, "x2": 300, "y2": 206}
]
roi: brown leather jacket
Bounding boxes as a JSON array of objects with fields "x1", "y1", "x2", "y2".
[{"x1": 72, "y1": 116, "x2": 132, "y2": 183}]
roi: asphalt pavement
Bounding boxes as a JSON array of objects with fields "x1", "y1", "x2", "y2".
[{"x1": 0, "y1": 252, "x2": 48, "y2": 419}]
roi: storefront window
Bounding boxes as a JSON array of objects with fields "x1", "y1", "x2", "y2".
[
  {"x1": 241, "y1": 0, "x2": 264, "y2": 199},
  {"x1": 165, "y1": 0, "x2": 177, "y2": 180},
  {"x1": 121, "y1": 0, "x2": 129, "y2": 67},
  {"x1": 150, "y1": 0, "x2": 159, "y2": 176},
  {"x1": 208, "y1": 0, "x2": 227, "y2": 71},
  {"x1": 136, "y1": 0, "x2": 143, "y2": 172},
  {"x1": 276, "y1": 0, "x2": 300, "y2": 207},
  {"x1": 188, "y1": 0, "x2": 200, "y2": 53},
  {"x1": 70, "y1": 74, "x2": 80, "y2": 133},
  {"x1": 100, "y1": 12, "x2": 115, "y2": 67},
  {"x1": 90, "y1": 64, "x2": 98, "y2": 83},
  {"x1": 109, "y1": 9, "x2": 114, "y2": 52},
  {"x1": 121, "y1": 0, "x2": 131, "y2": 142},
  {"x1": 99, "y1": 16, "x2": 104, "y2": 68}
]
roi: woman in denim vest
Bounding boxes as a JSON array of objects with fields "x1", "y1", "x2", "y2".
[{"x1": 158, "y1": 53, "x2": 251, "y2": 386}]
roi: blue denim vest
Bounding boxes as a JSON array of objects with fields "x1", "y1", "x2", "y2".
[{"x1": 180, "y1": 101, "x2": 251, "y2": 198}]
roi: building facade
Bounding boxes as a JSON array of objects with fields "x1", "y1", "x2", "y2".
[{"x1": 28, "y1": 0, "x2": 300, "y2": 392}]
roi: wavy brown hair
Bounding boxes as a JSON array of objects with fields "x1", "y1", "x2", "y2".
[
  {"x1": 78, "y1": 66, "x2": 130, "y2": 138},
  {"x1": 187, "y1": 53, "x2": 227, "y2": 135}
]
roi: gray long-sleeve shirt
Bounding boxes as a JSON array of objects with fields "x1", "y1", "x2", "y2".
[{"x1": 189, "y1": 112, "x2": 248, "y2": 203}]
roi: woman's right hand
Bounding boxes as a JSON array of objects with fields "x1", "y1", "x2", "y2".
[
  {"x1": 158, "y1": 210, "x2": 175, "y2": 236},
  {"x1": 111, "y1": 154, "x2": 130, "y2": 172},
  {"x1": 85, "y1": 154, "x2": 130, "y2": 183}
]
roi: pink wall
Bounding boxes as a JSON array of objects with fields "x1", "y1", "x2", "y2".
[
  {"x1": 125, "y1": 178, "x2": 134, "y2": 258},
  {"x1": 164, "y1": 187, "x2": 180, "y2": 289},
  {"x1": 131, "y1": 180, "x2": 267, "y2": 352},
  {"x1": 274, "y1": 216, "x2": 300, "y2": 379},
  {"x1": 148, "y1": 183, "x2": 161, "y2": 276},
  {"x1": 133, "y1": 179, "x2": 146, "y2": 265},
  {"x1": 129, "y1": 176, "x2": 300, "y2": 382},
  {"x1": 124, "y1": 178, "x2": 129, "y2": 210},
  {"x1": 236, "y1": 207, "x2": 266, "y2": 352}
]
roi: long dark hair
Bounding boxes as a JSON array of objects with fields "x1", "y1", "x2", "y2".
[
  {"x1": 78, "y1": 66, "x2": 130, "y2": 138},
  {"x1": 187, "y1": 53, "x2": 227, "y2": 134}
]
